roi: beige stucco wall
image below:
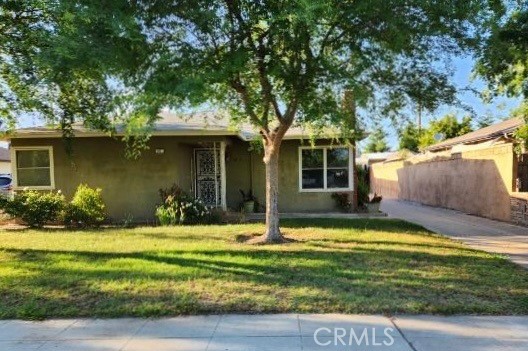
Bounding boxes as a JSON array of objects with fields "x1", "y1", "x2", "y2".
[
  {"x1": 0, "y1": 161, "x2": 11, "y2": 174},
  {"x1": 10, "y1": 137, "x2": 342, "y2": 221},
  {"x1": 250, "y1": 140, "x2": 340, "y2": 213},
  {"x1": 370, "y1": 143, "x2": 515, "y2": 221}
]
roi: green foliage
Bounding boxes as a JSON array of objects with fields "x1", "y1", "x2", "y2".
[
  {"x1": 331, "y1": 165, "x2": 369, "y2": 211},
  {"x1": 363, "y1": 126, "x2": 390, "y2": 153},
  {"x1": 0, "y1": 0, "x2": 505, "y2": 146},
  {"x1": 476, "y1": 4, "x2": 527, "y2": 152},
  {"x1": 477, "y1": 5, "x2": 528, "y2": 99},
  {"x1": 419, "y1": 114, "x2": 473, "y2": 148},
  {"x1": 475, "y1": 114, "x2": 496, "y2": 129},
  {"x1": 0, "y1": 190, "x2": 65, "y2": 227},
  {"x1": 155, "y1": 206, "x2": 177, "y2": 226},
  {"x1": 156, "y1": 184, "x2": 212, "y2": 225},
  {"x1": 121, "y1": 213, "x2": 135, "y2": 228},
  {"x1": 398, "y1": 123, "x2": 421, "y2": 152},
  {"x1": 356, "y1": 165, "x2": 370, "y2": 207},
  {"x1": 63, "y1": 184, "x2": 106, "y2": 228},
  {"x1": 511, "y1": 103, "x2": 528, "y2": 153},
  {"x1": 331, "y1": 193, "x2": 351, "y2": 212},
  {"x1": 515, "y1": 125, "x2": 528, "y2": 151}
]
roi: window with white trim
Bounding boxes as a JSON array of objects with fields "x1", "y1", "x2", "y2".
[
  {"x1": 299, "y1": 146, "x2": 352, "y2": 191},
  {"x1": 12, "y1": 147, "x2": 54, "y2": 189}
]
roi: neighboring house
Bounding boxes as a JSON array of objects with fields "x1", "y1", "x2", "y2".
[
  {"x1": 4, "y1": 111, "x2": 360, "y2": 221},
  {"x1": 356, "y1": 151, "x2": 396, "y2": 167},
  {"x1": 0, "y1": 147, "x2": 11, "y2": 174},
  {"x1": 370, "y1": 117, "x2": 528, "y2": 226}
]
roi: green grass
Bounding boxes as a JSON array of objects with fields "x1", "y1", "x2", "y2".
[{"x1": 0, "y1": 219, "x2": 527, "y2": 319}]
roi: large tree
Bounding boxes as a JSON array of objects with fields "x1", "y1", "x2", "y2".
[
  {"x1": 476, "y1": 3, "x2": 528, "y2": 148},
  {"x1": 364, "y1": 125, "x2": 390, "y2": 153},
  {"x1": 398, "y1": 123, "x2": 421, "y2": 152},
  {"x1": 1, "y1": 0, "x2": 504, "y2": 242},
  {"x1": 419, "y1": 114, "x2": 473, "y2": 147},
  {"x1": 477, "y1": 4, "x2": 528, "y2": 99}
]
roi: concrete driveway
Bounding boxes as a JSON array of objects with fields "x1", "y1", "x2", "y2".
[
  {"x1": 1, "y1": 314, "x2": 527, "y2": 351},
  {"x1": 382, "y1": 199, "x2": 528, "y2": 268}
]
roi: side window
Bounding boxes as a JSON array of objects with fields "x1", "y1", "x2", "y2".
[
  {"x1": 299, "y1": 147, "x2": 351, "y2": 191},
  {"x1": 13, "y1": 147, "x2": 54, "y2": 189}
]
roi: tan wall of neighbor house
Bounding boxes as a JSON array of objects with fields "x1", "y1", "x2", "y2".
[
  {"x1": 10, "y1": 137, "x2": 342, "y2": 221},
  {"x1": 370, "y1": 143, "x2": 515, "y2": 222}
]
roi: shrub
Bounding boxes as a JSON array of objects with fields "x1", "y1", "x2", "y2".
[
  {"x1": 356, "y1": 165, "x2": 370, "y2": 207},
  {"x1": 155, "y1": 184, "x2": 212, "y2": 225},
  {"x1": 155, "y1": 205, "x2": 177, "y2": 226},
  {"x1": 357, "y1": 179, "x2": 370, "y2": 207},
  {"x1": 159, "y1": 184, "x2": 190, "y2": 203},
  {"x1": 0, "y1": 190, "x2": 65, "y2": 227},
  {"x1": 331, "y1": 166, "x2": 370, "y2": 211},
  {"x1": 331, "y1": 192, "x2": 351, "y2": 212},
  {"x1": 121, "y1": 213, "x2": 135, "y2": 228},
  {"x1": 64, "y1": 184, "x2": 106, "y2": 228}
]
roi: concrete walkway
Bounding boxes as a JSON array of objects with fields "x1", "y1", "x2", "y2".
[
  {"x1": 382, "y1": 199, "x2": 528, "y2": 268},
  {"x1": 1, "y1": 314, "x2": 527, "y2": 350}
]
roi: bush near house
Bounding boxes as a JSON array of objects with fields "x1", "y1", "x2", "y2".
[
  {"x1": 64, "y1": 184, "x2": 106, "y2": 228},
  {"x1": 0, "y1": 190, "x2": 65, "y2": 228},
  {"x1": 0, "y1": 184, "x2": 107, "y2": 228},
  {"x1": 156, "y1": 184, "x2": 212, "y2": 225},
  {"x1": 331, "y1": 166, "x2": 370, "y2": 211}
]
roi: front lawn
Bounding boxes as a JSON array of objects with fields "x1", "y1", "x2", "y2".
[{"x1": 1, "y1": 219, "x2": 527, "y2": 319}]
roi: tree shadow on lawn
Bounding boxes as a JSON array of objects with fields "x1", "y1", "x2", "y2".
[
  {"x1": 2, "y1": 218, "x2": 428, "y2": 235},
  {"x1": 280, "y1": 218, "x2": 431, "y2": 233},
  {"x1": 2, "y1": 243, "x2": 528, "y2": 319}
]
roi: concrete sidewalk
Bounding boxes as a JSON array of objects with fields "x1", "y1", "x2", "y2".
[
  {"x1": 381, "y1": 199, "x2": 528, "y2": 268},
  {"x1": 1, "y1": 314, "x2": 527, "y2": 351}
]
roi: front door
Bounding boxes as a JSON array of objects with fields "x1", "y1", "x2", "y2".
[{"x1": 194, "y1": 148, "x2": 222, "y2": 206}]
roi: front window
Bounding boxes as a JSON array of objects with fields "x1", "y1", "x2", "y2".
[
  {"x1": 13, "y1": 147, "x2": 54, "y2": 189},
  {"x1": 300, "y1": 147, "x2": 351, "y2": 191}
]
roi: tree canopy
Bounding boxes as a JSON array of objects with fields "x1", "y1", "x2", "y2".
[
  {"x1": 1, "y1": 1, "x2": 505, "y2": 138},
  {"x1": 397, "y1": 114, "x2": 475, "y2": 151},
  {"x1": 477, "y1": 4, "x2": 528, "y2": 99},
  {"x1": 0, "y1": 0, "x2": 506, "y2": 241},
  {"x1": 476, "y1": 3, "x2": 528, "y2": 150},
  {"x1": 398, "y1": 123, "x2": 421, "y2": 152},
  {"x1": 419, "y1": 114, "x2": 473, "y2": 148},
  {"x1": 364, "y1": 125, "x2": 390, "y2": 153}
]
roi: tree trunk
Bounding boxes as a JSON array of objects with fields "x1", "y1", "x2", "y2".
[
  {"x1": 351, "y1": 140, "x2": 358, "y2": 212},
  {"x1": 263, "y1": 146, "x2": 283, "y2": 243},
  {"x1": 344, "y1": 90, "x2": 358, "y2": 212}
]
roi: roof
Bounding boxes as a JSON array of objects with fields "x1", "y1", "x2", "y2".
[
  {"x1": 0, "y1": 147, "x2": 9, "y2": 162},
  {"x1": 356, "y1": 151, "x2": 395, "y2": 165},
  {"x1": 425, "y1": 117, "x2": 524, "y2": 152},
  {"x1": 357, "y1": 151, "x2": 395, "y2": 161},
  {"x1": 4, "y1": 110, "x2": 350, "y2": 141}
]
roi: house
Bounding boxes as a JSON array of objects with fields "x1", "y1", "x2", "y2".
[
  {"x1": 356, "y1": 151, "x2": 397, "y2": 167},
  {"x1": 0, "y1": 147, "x2": 11, "y2": 174},
  {"x1": 4, "y1": 111, "x2": 360, "y2": 221},
  {"x1": 370, "y1": 117, "x2": 528, "y2": 226}
]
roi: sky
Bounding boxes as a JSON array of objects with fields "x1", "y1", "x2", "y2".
[
  {"x1": 14, "y1": 55, "x2": 523, "y2": 151},
  {"x1": 363, "y1": 55, "x2": 522, "y2": 150}
]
